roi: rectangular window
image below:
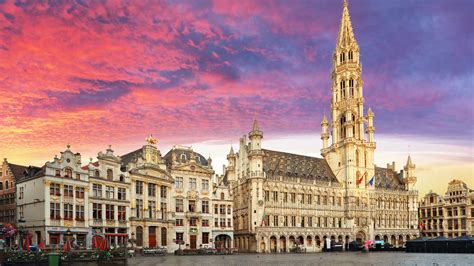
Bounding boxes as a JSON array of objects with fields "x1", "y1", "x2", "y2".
[
  {"x1": 76, "y1": 173, "x2": 81, "y2": 180},
  {"x1": 300, "y1": 193, "x2": 305, "y2": 204},
  {"x1": 290, "y1": 193, "x2": 296, "y2": 203},
  {"x1": 202, "y1": 232, "x2": 209, "y2": 244},
  {"x1": 274, "y1": 215, "x2": 278, "y2": 226},
  {"x1": 322, "y1": 195, "x2": 327, "y2": 205},
  {"x1": 176, "y1": 233, "x2": 184, "y2": 243},
  {"x1": 264, "y1": 190, "x2": 269, "y2": 201},
  {"x1": 148, "y1": 201, "x2": 156, "y2": 218},
  {"x1": 189, "y1": 200, "x2": 196, "y2": 212},
  {"x1": 160, "y1": 202, "x2": 167, "y2": 219},
  {"x1": 283, "y1": 192, "x2": 288, "y2": 203},
  {"x1": 93, "y1": 184, "x2": 102, "y2": 197},
  {"x1": 175, "y1": 177, "x2": 183, "y2": 189},
  {"x1": 284, "y1": 216, "x2": 288, "y2": 226},
  {"x1": 227, "y1": 218, "x2": 231, "y2": 227},
  {"x1": 176, "y1": 199, "x2": 184, "y2": 212},
  {"x1": 64, "y1": 203, "x2": 73, "y2": 220},
  {"x1": 291, "y1": 216, "x2": 296, "y2": 227},
  {"x1": 106, "y1": 186, "x2": 114, "y2": 199},
  {"x1": 227, "y1": 205, "x2": 231, "y2": 214},
  {"x1": 220, "y1": 204, "x2": 225, "y2": 214},
  {"x1": 202, "y1": 179, "x2": 209, "y2": 190},
  {"x1": 75, "y1": 187, "x2": 84, "y2": 199},
  {"x1": 272, "y1": 191, "x2": 278, "y2": 202},
  {"x1": 189, "y1": 178, "x2": 196, "y2": 189},
  {"x1": 202, "y1": 219, "x2": 209, "y2": 227},
  {"x1": 214, "y1": 204, "x2": 218, "y2": 214},
  {"x1": 93, "y1": 203, "x2": 102, "y2": 219},
  {"x1": 190, "y1": 217, "x2": 197, "y2": 226},
  {"x1": 148, "y1": 183, "x2": 156, "y2": 197},
  {"x1": 136, "y1": 181, "x2": 143, "y2": 194},
  {"x1": 118, "y1": 188, "x2": 126, "y2": 200},
  {"x1": 176, "y1": 219, "x2": 183, "y2": 226},
  {"x1": 308, "y1": 217, "x2": 313, "y2": 227},
  {"x1": 202, "y1": 201, "x2": 209, "y2": 213},
  {"x1": 220, "y1": 218, "x2": 226, "y2": 227},
  {"x1": 50, "y1": 203, "x2": 60, "y2": 219},
  {"x1": 50, "y1": 183, "x2": 60, "y2": 196},
  {"x1": 63, "y1": 185, "x2": 73, "y2": 197},
  {"x1": 160, "y1": 186, "x2": 167, "y2": 198},
  {"x1": 118, "y1": 206, "x2": 126, "y2": 221},
  {"x1": 214, "y1": 218, "x2": 219, "y2": 227},
  {"x1": 307, "y1": 195, "x2": 312, "y2": 205},
  {"x1": 136, "y1": 199, "x2": 143, "y2": 218},
  {"x1": 76, "y1": 205, "x2": 84, "y2": 220},
  {"x1": 106, "y1": 204, "x2": 114, "y2": 220}
]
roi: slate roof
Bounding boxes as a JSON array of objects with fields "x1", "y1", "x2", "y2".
[
  {"x1": 7, "y1": 163, "x2": 28, "y2": 180},
  {"x1": 163, "y1": 148, "x2": 209, "y2": 167},
  {"x1": 262, "y1": 149, "x2": 338, "y2": 182},
  {"x1": 374, "y1": 167, "x2": 405, "y2": 190},
  {"x1": 120, "y1": 148, "x2": 143, "y2": 167}
]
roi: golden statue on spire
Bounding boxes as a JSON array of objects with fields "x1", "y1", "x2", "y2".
[{"x1": 145, "y1": 134, "x2": 157, "y2": 145}]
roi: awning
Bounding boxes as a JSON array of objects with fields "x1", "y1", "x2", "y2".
[
  {"x1": 48, "y1": 231, "x2": 88, "y2": 234},
  {"x1": 104, "y1": 233, "x2": 128, "y2": 237}
]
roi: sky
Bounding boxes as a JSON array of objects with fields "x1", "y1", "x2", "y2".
[{"x1": 0, "y1": 0, "x2": 473, "y2": 196}]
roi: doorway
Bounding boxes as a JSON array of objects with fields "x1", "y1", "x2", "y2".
[{"x1": 190, "y1": 235, "x2": 197, "y2": 249}]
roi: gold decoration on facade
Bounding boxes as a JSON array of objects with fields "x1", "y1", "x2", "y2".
[{"x1": 145, "y1": 134, "x2": 158, "y2": 145}]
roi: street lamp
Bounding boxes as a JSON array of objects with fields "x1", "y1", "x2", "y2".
[{"x1": 18, "y1": 217, "x2": 25, "y2": 251}]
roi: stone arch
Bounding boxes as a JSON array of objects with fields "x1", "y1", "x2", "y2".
[
  {"x1": 355, "y1": 231, "x2": 366, "y2": 243},
  {"x1": 270, "y1": 236, "x2": 277, "y2": 253},
  {"x1": 279, "y1": 236, "x2": 287, "y2": 253},
  {"x1": 306, "y1": 235, "x2": 313, "y2": 247},
  {"x1": 398, "y1": 235, "x2": 404, "y2": 246},
  {"x1": 375, "y1": 235, "x2": 381, "y2": 240},
  {"x1": 383, "y1": 235, "x2": 389, "y2": 243},
  {"x1": 297, "y1": 235, "x2": 304, "y2": 247},
  {"x1": 390, "y1": 235, "x2": 396, "y2": 246},
  {"x1": 289, "y1": 235, "x2": 296, "y2": 248}
]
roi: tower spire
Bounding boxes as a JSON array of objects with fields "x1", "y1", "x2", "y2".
[{"x1": 336, "y1": 0, "x2": 358, "y2": 49}]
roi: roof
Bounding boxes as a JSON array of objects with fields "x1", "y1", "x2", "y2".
[
  {"x1": 7, "y1": 163, "x2": 29, "y2": 180},
  {"x1": 374, "y1": 167, "x2": 405, "y2": 190},
  {"x1": 120, "y1": 148, "x2": 143, "y2": 167},
  {"x1": 336, "y1": 0, "x2": 358, "y2": 49},
  {"x1": 163, "y1": 147, "x2": 209, "y2": 167},
  {"x1": 262, "y1": 149, "x2": 337, "y2": 182}
]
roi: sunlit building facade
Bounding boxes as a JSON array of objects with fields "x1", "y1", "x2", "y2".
[
  {"x1": 419, "y1": 179, "x2": 474, "y2": 238},
  {"x1": 224, "y1": 1, "x2": 419, "y2": 253}
]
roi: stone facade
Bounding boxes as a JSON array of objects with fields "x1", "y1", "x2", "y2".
[
  {"x1": 16, "y1": 145, "x2": 91, "y2": 247},
  {"x1": 82, "y1": 146, "x2": 131, "y2": 246},
  {"x1": 224, "y1": 1, "x2": 419, "y2": 253},
  {"x1": 419, "y1": 179, "x2": 474, "y2": 238},
  {"x1": 0, "y1": 159, "x2": 27, "y2": 227}
]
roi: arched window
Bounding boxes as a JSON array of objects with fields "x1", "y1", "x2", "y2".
[
  {"x1": 348, "y1": 51, "x2": 353, "y2": 61},
  {"x1": 161, "y1": 227, "x2": 167, "y2": 246},
  {"x1": 119, "y1": 175, "x2": 125, "y2": 182},
  {"x1": 5, "y1": 181, "x2": 8, "y2": 189},
  {"x1": 220, "y1": 192, "x2": 225, "y2": 200},
  {"x1": 195, "y1": 156, "x2": 200, "y2": 162},
  {"x1": 94, "y1": 170, "x2": 100, "y2": 178},
  {"x1": 65, "y1": 168, "x2": 72, "y2": 178},
  {"x1": 180, "y1": 154, "x2": 187, "y2": 162},
  {"x1": 0, "y1": 182, "x2": 3, "y2": 190},
  {"x1": 136, "y1": 226, "x2": 143, "y2": 246},
  {"x1": 107, "y1": 169, "x2": 113, "y2": 181}
]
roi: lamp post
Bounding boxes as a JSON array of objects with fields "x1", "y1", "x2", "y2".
[{"x1": 18, "y1": 217, "x2": 25, "y2": 251}]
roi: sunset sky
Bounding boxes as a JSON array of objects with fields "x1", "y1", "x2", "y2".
[{"x1": 0, "y1": 0, "x2": 472, "y2": 197}]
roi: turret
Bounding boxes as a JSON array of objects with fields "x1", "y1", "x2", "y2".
[
  {"x1": 249, "y1": 119, "x2": 263, "y2": 151},
  {"x1": 403, "y1": 155, "x2": 417, "y2": 190},
  {"x1": 366, "y1": 107, "x2": 375, "y2": 142},
  {"x1": 321, "y1": 114, "x2": 329, "y2": 154}
]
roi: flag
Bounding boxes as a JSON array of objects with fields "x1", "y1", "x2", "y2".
[
  {"x1": 261, "y1": 212, "x2": 267, "y2": 226},
  {"x1": 39, "y1": 238, "x2": 45, "y2": 250},
  {"x1": 357, "y1": 172, "x2": 366, "y2": 185},
  {"x1": 26, "y1": 237, "x2": 30, "y2": 251},
  {"x1": 368, "y1": 176, "x2": 375, "y2": 186}
]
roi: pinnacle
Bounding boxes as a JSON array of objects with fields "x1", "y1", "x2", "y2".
[
  {"x1": 336, "y1": 0, "x2": 358, "y2": 49},
  {"x1": 229, "y1": 146, "x2": 235, "y2": 155},
  {"x1": 406, "y1": 155, "x2": 415, "y2": 168},
  {"x1": 252, "y1": 119, "x2": 260, "y2": 131}
]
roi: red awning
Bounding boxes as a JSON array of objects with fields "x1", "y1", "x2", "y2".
[{"x1": 104, "y1": 233, "x2": 128, "y2": 237}]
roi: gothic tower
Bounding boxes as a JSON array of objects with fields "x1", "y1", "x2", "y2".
[
  {"x1": 322, "y1": 0, "x2": 376, "y2": 189},
  {"x1": 247, "y1": 119, "x2": 265, "y2": 232}
]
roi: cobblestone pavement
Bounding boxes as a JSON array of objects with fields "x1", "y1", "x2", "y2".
[{"x1": 128, "y1": 252, "x2": 474, "y2": 266}]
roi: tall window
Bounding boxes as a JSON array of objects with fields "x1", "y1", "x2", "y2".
[
  {"x1": 283, "y1": 192, "x2": 288, "y2": 203},
  {"x1": 107, "y1": 169, "x2": 113, "y2": 180},
  {"x1": 189, "y1": 200, "x2": 196, "y2": 212},
  {"x1": 202, "y1": 219, "x2": 209, "y2": 227},
  {"x1": 148, "y1": 183, "x2": 156, "y2": 197},
  {"x1": 94, "y1": 170, "x2": 100, "y2": 178},
  {"x1": 148, "y1": 201, "x2": 156, "y2": 218},
  {"x1": 93, "y1": 203, "x2": 102, "y2": 219},
  {"x1": 175, "y1": 219, "x2": 183, "y2": 226},
  {"x1": 189, "y1": 178, "x2": 196, "y2": 189},
  {"x1": 227, "y1": 205, "x2": 231, "y2": 214},
  {"x1": 356, "y1": 149, "x2": 360, "y2": 167},
  {"x1": 76, "y1": 205, "x2": 84, "y2": 220},
  {"x1": 220, "y1": 204, "x2": 225, "y2": 214},
  {"x1": 175, "y1": 177, "x2": 183, "y2": 188},
  {"x1": 93, "y1": 184, "x2": 102, "y2": 197},
  {"x1": 202, "y1": 179, "x2": 209, "y2": 190},
  {"x1": 64, "y1": 185, "x2": 73, "y2": 197},
  {"x1": 75, "y1": 187, "x2": 85, "y2": 199},
  {"x1": 136, "y1": 199, "x2": 143, "y2": 218},
  {"x1": 50, "y1": 183, "x2": 60, "y2": 196},
  {"x1": 202, "y1": 201, "x2": 209, "y2": 213},
  {"x1": 118, "y1": 188, "x2": 126, "y2": 200},
  {"x1": 118, "y1": 206, "x2": 126, "y2": 221},
  {"x1": 106, "y1": 204, "x2": 114, "y2": 220},
  {"x1": 190, "y1": 217, "x2": 197, "y2": 226},
  {"x1": 136, "y1": 181, "x2": 143, "y2": 194},
  {"x1": 272, "y1": 191, "x2": 278, "y2": 202},
  {"x1": 264, "y1": 190, "x2": 269, "y2": 202},
  {"x1": 76, "y1": 173, "x2": 81, "y2": 180},
  {"x1": 202, "y1": 232, "x2": 209, "y2": 244},
  {"x1": 176, "y1": 199, "x2": 183, "y2": 212},
  {"x1": 160, "y1": 186, "x2": 167, "y2": 198},
  {"x1": 64, "y1": 203, "x2": 73, "y2": 220},
  {"x1": 50, "y1": 203, "x2": 60, "y2": 219},
  {"x1": 106, "y1": 186, "x2": 114, "y2": 199},
  {"x1": 160, "y1": 202, "x2": 167, "y2": 220},
  {"x1": 290, "y1": 193, "x2": 296, "y2": 203},
  {"x1": 291, "y1": 216, "x2": 296, "y2": 227},
  {"x1": 274, "y1": 215, "x2": 278, "y2": 226}
]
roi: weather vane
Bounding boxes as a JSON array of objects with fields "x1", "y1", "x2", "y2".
[{"x1": 145, "y1": 134, "x2": 157, "y2": 145}]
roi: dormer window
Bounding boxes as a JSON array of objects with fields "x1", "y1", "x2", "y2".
[
  {"x1": 195, "y1": 156, "x2": 200, "y2": 162},
  {"x1": 65, "y1": 168, "x2": 72, "y2": 178},
  {"x1": 94, "y1": 170, "x2": 100, "y2": 178},
  {"x1": 180, "y1": 154, "x2": 187, "y2": 162},
  {"x1": 107, "y1": 169, "x2": 113, "y2": 181},
  {"x1": 55, "y1": 170, "x2": 60, "y2": 177},
  {"x1": 119, "y1": 175, "x2": 125, "y2": 182}
]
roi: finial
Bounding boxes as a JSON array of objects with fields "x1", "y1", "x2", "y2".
[
  {"x1": 66, "y1": 144, "x2": 71, "y2": 149},
  {"x1": 252, "y1": 119, "x2": 259, "y2": 131},
  {"x1": 108, "y1": 145, "x2": 112, "y2": 149},
  {"x1": 145, "y1": 134, "x2": 157, "y2": 145},
  {"x1": 229, "y1": 146, "x2": 235, "y2": 155},
  {"x1": 343, "y1": 0, "x2": 348, "y2": 8}
]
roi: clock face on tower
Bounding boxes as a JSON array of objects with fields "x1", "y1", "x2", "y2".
[{"x1": 258, "y1": 200, "x2": 264, "y2": 206}]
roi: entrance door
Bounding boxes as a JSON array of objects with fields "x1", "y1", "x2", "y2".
[
  {"x1": 149, "y1": 227, "x2": 156, "y2": 248},
  {"x1": 190, "y1": 235, "x2": 197, "y2": 249}
]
